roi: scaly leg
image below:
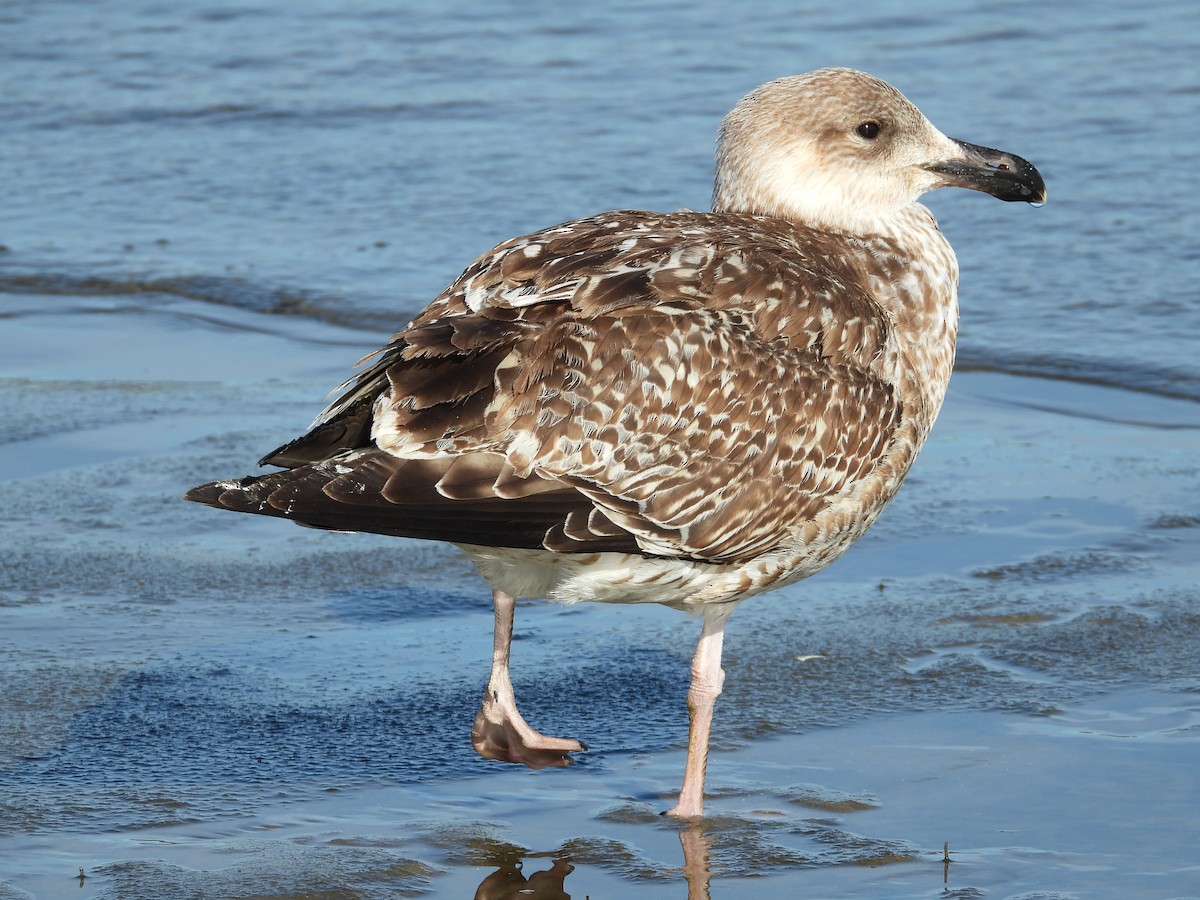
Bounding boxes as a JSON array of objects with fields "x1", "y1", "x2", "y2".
[
  {"x1": 666, "y1": 604, "x2": 733, "y2": 817},
  {"x1": 471, "y1": 588, "x2": 585, "y2": 769}
]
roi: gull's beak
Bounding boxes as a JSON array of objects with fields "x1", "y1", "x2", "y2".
[{"x1": 925, "y1": 138, "x2": 1046, "y2": 204}]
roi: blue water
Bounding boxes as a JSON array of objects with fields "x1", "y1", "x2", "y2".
[
  {"x1": 3, "y1": 2, "x2": 1200, "y2": 898},
  {"x1": 4, "y1": 0, "x2": 1199, "y2": 395}
]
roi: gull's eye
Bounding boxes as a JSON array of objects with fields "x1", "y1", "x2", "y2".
[{"x1": 856, "y1": 121, "x2": 881, "y2": 140}]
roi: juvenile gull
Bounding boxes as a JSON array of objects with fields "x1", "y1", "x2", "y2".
[{"x1": 186, "y1": 68, "x2": 1045, "y2": 818}]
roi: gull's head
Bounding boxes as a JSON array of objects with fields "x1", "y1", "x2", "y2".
[{"x1": 713, "y1": 67, "x2": 1046, "y2": 233}]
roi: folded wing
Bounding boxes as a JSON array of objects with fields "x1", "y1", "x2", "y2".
[{"x1": 186, "y1": 210, "x2": 902, "y2": 564}]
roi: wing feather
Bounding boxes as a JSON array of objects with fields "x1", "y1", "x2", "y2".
[{"x1": 189, "y1": 209, "x2": 905, "y2": 564}]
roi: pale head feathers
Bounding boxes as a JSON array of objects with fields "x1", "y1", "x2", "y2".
[{"x1": 713, "y1": 67, "x2": 962, "y2": 233}]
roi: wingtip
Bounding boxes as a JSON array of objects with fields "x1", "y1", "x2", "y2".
[{"x1": 183, "y1": 478, "x2": 248, "y2": 508}]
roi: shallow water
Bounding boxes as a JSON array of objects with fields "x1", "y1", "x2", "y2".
[
  {"x1": 3, "y1": 0, "x2": 1200, "y2": 897},
  {"x1": 5, "y1": 0, "x2": 1200, "y2": 396},
  {"x1": 3, "y1": 296, "x2": 1198, "y2": 898}
]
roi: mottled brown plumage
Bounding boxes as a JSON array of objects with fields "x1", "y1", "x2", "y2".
[
  {"x1": 195, "y1": 211, "x2": 907, "y2": 565},
  {"x1": 186, "y1": 68, "x2": 1045, "y2": 817}
]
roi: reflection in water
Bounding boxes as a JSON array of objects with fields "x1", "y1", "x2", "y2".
[
  {"x1": 463, "y1": 790, "x2": 928, "y2": 897},
  {"x1": 680, "y1": 826, "x2": 713, "y2": 900},
  {"x1": 475, "y1": 858, "x2": 574, "y2": 900},
  {"x1": 472, "y1": 827, "x2": 715, "y2": 899}
]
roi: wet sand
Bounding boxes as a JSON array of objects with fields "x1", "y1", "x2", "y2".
[{"x1": 2, "y1": 291, "x2": 1199, "y2": 898}]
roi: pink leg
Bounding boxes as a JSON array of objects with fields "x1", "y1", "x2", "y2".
[
  {"x1": 666, "y1": 604, "x2": 733, "y2": 818},
  {"x1": 471, "y1": 589, "x2": 585, "y2": 770}
]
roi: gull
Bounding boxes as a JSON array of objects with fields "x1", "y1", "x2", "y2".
[{"x1": 186, "y1": 67, "x2": 1045, "y2": 818}]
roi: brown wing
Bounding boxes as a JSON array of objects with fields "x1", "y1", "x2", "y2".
[{"x1": 186, "y1": 210, "x2": 902, "y2": 563}]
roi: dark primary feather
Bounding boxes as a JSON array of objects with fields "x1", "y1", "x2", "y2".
[{"x1": 185, "y1": 209, "x2": 904, "y2": 563}]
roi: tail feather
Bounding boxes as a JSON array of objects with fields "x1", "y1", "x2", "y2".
[{"x1": 183, "y1": 450, "x2": 639, "y2": 554}]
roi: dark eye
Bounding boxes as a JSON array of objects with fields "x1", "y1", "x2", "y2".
[{"x1": 856, "y1": 121, "x2": 881, "y2": 140}]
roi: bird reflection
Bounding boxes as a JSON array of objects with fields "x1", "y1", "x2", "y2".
[
  {"x1": 472, "y1": 826, "x2": 714, "y2": 899},
  {"x1": 680, "y1": 825, "x2": 714, "y2": 900},
  {"x1": 474, "y1": 858, "x2": 574, "y2": 900}
]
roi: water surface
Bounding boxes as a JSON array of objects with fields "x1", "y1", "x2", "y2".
[{"x1": 2, "y1": 0, "x2": 1199, "y2": 897}]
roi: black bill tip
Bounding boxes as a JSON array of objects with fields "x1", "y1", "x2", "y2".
[{"x1": 926, "y1": 138, "x2": 1046, "y2": 205}]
